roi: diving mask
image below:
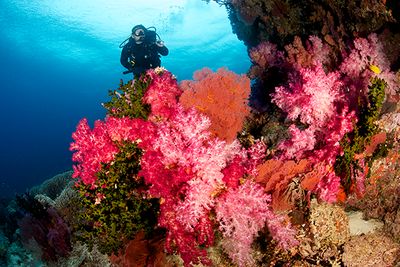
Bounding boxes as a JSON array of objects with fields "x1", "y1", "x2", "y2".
[{"x1": 133, "y1": 29, "x2": 145, "y2": 37}]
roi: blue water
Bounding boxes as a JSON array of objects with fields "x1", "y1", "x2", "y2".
[{"x1": 0, "y1": 0, "x2": 251, "y2": 197}]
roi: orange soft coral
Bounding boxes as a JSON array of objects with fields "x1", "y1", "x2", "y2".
[{"x1": 179, "y1": 68, "x2": 251, "y2": 143}]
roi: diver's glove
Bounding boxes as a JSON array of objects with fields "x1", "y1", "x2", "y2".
[{"x1": 156, "y1": 40, "x2": 165, "y2": 47}]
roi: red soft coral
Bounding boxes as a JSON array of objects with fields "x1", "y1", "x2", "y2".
[
  {"x1": 143, "y1": 68, "x2": 183, "y2": 120},
  {"x1": 70, "y1": 117, "x2": 156, "y2": 186},
  {"x1": 70, "y1": 118, "x2": 119, "y2": 186}
]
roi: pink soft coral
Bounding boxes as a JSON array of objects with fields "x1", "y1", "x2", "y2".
[
  {"x1": 249, "y1": 41, "x2": 285, "y2": 69},
  {"x1": 277, "y1": 124, "x2": 316, "y2": 160},
  {"x1": 340, "y1": 33, "x2": 399, "y2": 99},
  {"x1": 143, "y1": 104, "x2": 243, "y2": 228},
  {"x1": 272, "y1": 63, "x2": 342, "y2": 128},
  {"x1": 271, "y1": 63, "x2": 355, "y2": 163},
  {"x1": 176, "y1": 139, "x2": 267, "y2": 230},
  {"x1": 215, "y1": 180, "x2": 298, "y2": 267},
  {"x1": 141, "y1": 103, "x2": 240, "y2": 225}
]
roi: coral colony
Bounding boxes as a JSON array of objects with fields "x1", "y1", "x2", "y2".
[
  {"x1": 70, "y1": 68, "x2": 298, "y2": 266},
  {"x1": 2, "y1": 0, "x2": 400, "y2": 266}
]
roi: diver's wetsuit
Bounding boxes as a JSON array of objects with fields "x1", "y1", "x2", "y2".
[{"x1": 120, "y1": 38, "x2": 169, "y2": 78}]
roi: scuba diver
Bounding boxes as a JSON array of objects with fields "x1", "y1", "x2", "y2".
[{"x1": 120, "y1": 24, "x2": 169, "y2": 78}]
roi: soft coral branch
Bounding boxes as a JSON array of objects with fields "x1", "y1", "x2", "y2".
[
  {"x1": 272, "y1": 63, "x2": 342, "y2": 128},
  {"x1": 70, "y1": 118, "x2": 119, "y2": 186},
  {"x1": 340, "y1": 33, "x2": 399, "y2": 100},
  {"x1": 216, "y1": 180, "x2": 298, "y2": 267},
  {"x1": 70, "y1": 117, "x2": 155, "y2": 186}
]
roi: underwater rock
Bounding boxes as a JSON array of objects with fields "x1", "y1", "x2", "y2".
[
  {"x1": 217, "y1": 0, "x2": 397, "y2": 50},
  {"x1": 342, "y1": 231, "x2": 400, "y2": 266},
  {"x1": 5, "y1": 241, "x2": 44, "y2": 267},
  {"x1": 0, "y1": 231, "x2": 10, "y2": 259}
]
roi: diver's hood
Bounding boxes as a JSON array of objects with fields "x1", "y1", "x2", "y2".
[{"x1": 131, "y1": 24, "x2": 146, "y2": 34}]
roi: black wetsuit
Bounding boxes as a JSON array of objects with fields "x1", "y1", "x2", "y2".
[{"x1": 120, "y1": 38, "x2": 169, "y2": 78}]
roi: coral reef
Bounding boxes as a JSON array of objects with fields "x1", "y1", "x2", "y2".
[
  {"x1": 69, "y1": 68, "x2": 298, "y2": 266},
  {"x1": 202, "y1": 1, "x2": 400, "y2": 266},
  {"x1": 66, "y1": 55, "x2": 399, "y2": 265},
  {"x1": 3, "y1": 1, "x2": 400, "y2": 265}
]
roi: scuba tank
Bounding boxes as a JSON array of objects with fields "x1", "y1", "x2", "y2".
[{"x1": 145, "y1": 26, "x2": 161, "y2": 44}]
